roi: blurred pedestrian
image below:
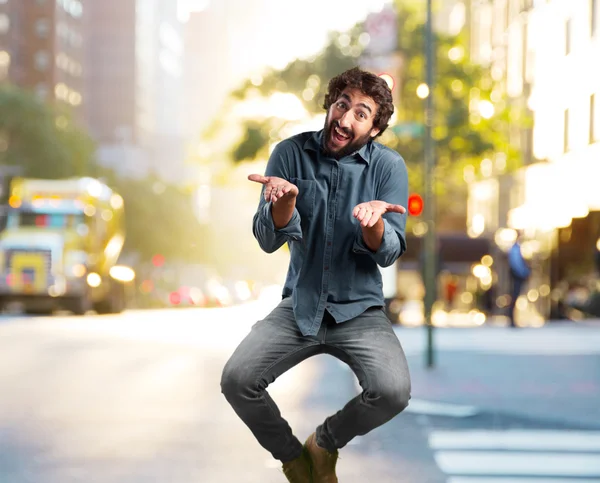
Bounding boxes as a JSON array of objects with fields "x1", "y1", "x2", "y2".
[
  {"x1": 443, "y1": 272, "x2": 458, "y2": 310},
  {"x1": 507, "y1": 231, "x2": 531, "y2": 327},
  {"x1": 221, "y1": 67, "x2": 410, "y2": 482}
]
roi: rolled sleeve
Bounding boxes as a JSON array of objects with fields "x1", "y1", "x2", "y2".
[
  {"x1": 352, "y1": 218, "x2": 403, "y2": 267},
  {"x1": 253, "y1": 201, "x2": 303, "y2": 253}
]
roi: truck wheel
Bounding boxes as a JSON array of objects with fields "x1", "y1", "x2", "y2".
[
  {"x1": 24, "y1": 307, "x2": 53, "y2": 316},
  {"x1": 95, "y1": 281, "x2": 125, "y2": 314},
  {"x1": 69, "y1": 296, "x2": 92, "y2": 316}
]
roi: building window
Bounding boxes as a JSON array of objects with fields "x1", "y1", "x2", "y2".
[
  {"x1": 34, "y1": 50, "x2": 50, "y2": 71},
  {"x1": 592, "y1": 94, "x2": 598, "y2": 143},
  {"x1": 0, "y1": 50, "x2": 10, "y2": 80},
  {"x1": 35, "y1": 19, "x2": 50, "y2": 38},
  {"x1": 0, "y1": 13, "x2": 9, "y2": 35},
  {"x1": 564, "y1": 108, "x2": 570, "y2": 153},
  {"x1": 592, "y1": 0, "x2": 598, "y2": 37},
  {"x1": 60, "y1": 0, "x2": 83, "y2": 18}
]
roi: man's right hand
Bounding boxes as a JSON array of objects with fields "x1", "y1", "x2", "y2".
[{"x1": 248, "y1": 174, "x2": 299, "y2": 204}]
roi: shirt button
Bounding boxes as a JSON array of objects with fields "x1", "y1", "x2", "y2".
[
  {"x1": 327, "y1": 242, "x2": 332, "y2": 246},
  {"x1": 324, "y1": 266, "x2": 329, "y2": 271}
]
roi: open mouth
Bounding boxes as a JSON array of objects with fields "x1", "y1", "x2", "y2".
[{"x1": 331, "y1": 125, "x2": 351, "y2": 145}]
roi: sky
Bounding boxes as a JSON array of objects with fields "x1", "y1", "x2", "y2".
[{"x1": 178, "y1": 0, "x2": 392, "y2": 72}]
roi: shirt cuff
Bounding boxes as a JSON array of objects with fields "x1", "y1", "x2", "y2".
[
  {"x1": 353, "y1": 218, "x2": 400, "y2": 259},
  {"x1": 258, "y1": 201, "x2": 303, "y2": 241}
]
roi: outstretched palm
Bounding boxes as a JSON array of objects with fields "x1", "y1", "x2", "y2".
[
  {"x1": 248, "y1": 174, "x2": 299, "y2": 203},
  {"x1": 353, "y1": 200, "x2": 406, "y2": 227}
]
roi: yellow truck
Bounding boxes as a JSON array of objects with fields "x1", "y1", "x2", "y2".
[{"x1": 0, "y1": 177, "x2": 134, "y2": 315}]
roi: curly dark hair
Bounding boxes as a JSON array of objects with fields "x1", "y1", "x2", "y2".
[{"x1": 322, "y1": 67, "x2": 394, "y2": 137}]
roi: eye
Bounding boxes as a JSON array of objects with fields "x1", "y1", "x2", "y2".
[
  {"x1": 336, "y1": 101, "x2": 347, "y2": 109},
  {"x1": 358, "y1": 112, "x2": 367, "y2": 119}
]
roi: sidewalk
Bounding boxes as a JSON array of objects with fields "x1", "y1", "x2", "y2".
[{"x1": 395, "y1": 323, "x2": 600, "y2": 428}]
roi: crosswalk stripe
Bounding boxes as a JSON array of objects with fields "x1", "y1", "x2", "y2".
[
  {"x1": 430, "y1": 430, "x2": 600, "y2": 452},
  {"x1": 406, "y1": 399, "x2": 479, "y2": 418},
  {"x1": 434, "y1": 451, "x2": 600, "y2": 477},
  {"x1": 447, "y1": 478, "x2": 596, "y2": 483}
]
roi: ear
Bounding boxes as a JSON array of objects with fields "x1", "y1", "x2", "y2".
[{"x1": 370, "y1": 127, "x2": 380, "y2": 138}]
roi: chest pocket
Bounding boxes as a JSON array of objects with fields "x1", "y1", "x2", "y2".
[{"x1": 290, "y1": 178, "x2": 316, "y2": 221}]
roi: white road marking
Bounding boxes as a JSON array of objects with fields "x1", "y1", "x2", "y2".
[{"x1": 430, "y1": 430, "x2": 600, "y2": 452}]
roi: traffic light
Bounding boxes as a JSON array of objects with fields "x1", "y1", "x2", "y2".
[{"x1": 408, "y1": 193, "x2": 424, "y2": 216}]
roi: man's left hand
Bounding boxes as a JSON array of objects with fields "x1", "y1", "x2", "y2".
[{"x1": 353, "y1": 201, "x2": 406, "y2": 228}]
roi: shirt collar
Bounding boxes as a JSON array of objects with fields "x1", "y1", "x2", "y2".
[{"x1": 303, "y1": 130, "x2": 372, "y2": 164}]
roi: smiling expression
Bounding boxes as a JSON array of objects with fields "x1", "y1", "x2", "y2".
[{"x1": 322, "y1": 87, "x2": 381, "y2": 160}]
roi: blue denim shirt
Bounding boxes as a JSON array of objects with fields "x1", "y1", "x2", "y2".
[{"x1": 252, "y1": 130, "x2": 408, "y2": 336}]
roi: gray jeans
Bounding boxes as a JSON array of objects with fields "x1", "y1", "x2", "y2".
[{"x1": 220, "y1": 297, "x2": 411, "y2": 462}]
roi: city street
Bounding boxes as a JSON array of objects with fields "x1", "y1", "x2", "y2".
[{"x1": 1, "y1": 301, "x2": 600, "y2": 483}]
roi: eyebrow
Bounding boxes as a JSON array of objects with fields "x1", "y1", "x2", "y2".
[{"x1": 340, "y1": 93, "x2": 373, "y2": 115}]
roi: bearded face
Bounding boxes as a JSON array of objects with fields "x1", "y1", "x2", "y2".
[{"x1": 321, "y1": 88, "x2": 380, "y2": 160}]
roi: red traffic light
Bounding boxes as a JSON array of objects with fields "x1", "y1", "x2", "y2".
[{"x1": 408, "y1": 194, "x2": 424, "y2": 216}]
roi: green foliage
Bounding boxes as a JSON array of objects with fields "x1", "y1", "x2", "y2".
[
  {"x1": 385, "y1": 5, "x2": 525, "y2": 220},
  {"x1": 0, "y1": 85, "x2": 205, "y2": 264},
  {"x1": 231, "y1": 26, "x2": 365, "y2": 114},
  {"x1": 0, "y1": 85, "x2": 95, "y2": 178},
  {"x1": 100, "y1": 169, "x2": 208, "y2": 263},
  {"x1": 224, "y1": 26, "x2": 367, "y2": 164},
  {"x1": 232, "y1": 121, "x2": 270, "y2": 162},
  {"x1": 218, "y1": 7, "x2": 526, "y2": 227}
]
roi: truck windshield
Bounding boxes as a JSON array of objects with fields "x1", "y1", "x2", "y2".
[{"x1": 11, "y1": 213, "x2": 83, "y2": 229}]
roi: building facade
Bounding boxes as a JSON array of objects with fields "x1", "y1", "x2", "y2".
[
  {"x1": 467, "y1": 0, "x2": 600, "y2": 320},
  {"x1": 0, "y1": 0, "x2": 85, "y2": 118},
  {"x1": 85, "y1": 0, "x2": 187, "y2": 183}
]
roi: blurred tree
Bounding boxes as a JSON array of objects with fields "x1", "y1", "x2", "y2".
[
  {"x1": 0, "y1": 86, "x2": 205, "y2": 264},
  {"x1": 0, "y1": 85, "x2": 95, "y2": 178},
  {"x1": 232, "y1": 121, "x2": 270, "y2": 162},
  {"x1": 225, "y1": 26, "x2": 366, "y2": 163},
  {"x1": 102, "y1": 171, "x2": 208, "y2": 263},
  {"x1": 385, "y1": 3, "x2": 527, "y2": 225},
  {"x1": 204, "y1": 7, "x2": 527, "y2": 227}
]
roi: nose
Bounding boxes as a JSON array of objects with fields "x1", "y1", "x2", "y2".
[{"x1": 338, "y1": 110, "x2": 352, "y2": 129}]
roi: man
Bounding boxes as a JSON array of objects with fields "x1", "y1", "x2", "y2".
[
  {"x1": 507, "y1": 231, "x2": 531, "y2": 327},
  {"x1": 220, "y1": 67, "x2": 411, "y2": 482}
]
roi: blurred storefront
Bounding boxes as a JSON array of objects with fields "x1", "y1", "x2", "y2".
[
  {"x1": 464, "y1": 0, "x2": 600, "y2": 322},
  {"x1": 467, "y1": 157, "x2": 600, "y2": 322},
  {"x1": 389, "y1": 233, "x2": 495, "y2": 327}
]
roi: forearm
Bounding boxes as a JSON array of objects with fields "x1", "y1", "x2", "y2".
[
  {"x1": 253, "y1": 200, "x2": 302, "y2": 253},
  {"x1": 361, "y1": 218, "x2": 385, "y2": 252},
  {"x1": 354, "y1": 218, "x2": 404, "y2": 267},
  {"x1": 271, "y1": 198, "x2": 296, "y2": 229}
]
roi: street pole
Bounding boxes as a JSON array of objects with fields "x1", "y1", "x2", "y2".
[{"x1": 424, "y1": 0, "x2": 437, "y2": 368}]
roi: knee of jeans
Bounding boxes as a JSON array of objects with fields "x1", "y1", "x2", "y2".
[
  {"x1": 220, "y1": 362, "x2": 257, "y2": 401},
  {"x1": 367, "y1": 380, "x2": 411, "y2": 414}
]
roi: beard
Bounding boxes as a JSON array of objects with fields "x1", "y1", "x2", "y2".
[{"x1": 321, "y1": 116, "x2": 373, "y2": 160}]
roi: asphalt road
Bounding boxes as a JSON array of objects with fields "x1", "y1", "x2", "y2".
[{"x1": 1, "y1": 302, "x2": 599, "y2": 482}]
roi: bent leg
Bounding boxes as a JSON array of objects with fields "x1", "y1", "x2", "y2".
[
  {"x1": 316, "y1": 308, "x2": 411, "y2": 451},
  {"x1": 220, "y1": 297, "x2": 321, "y2": 462}
]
